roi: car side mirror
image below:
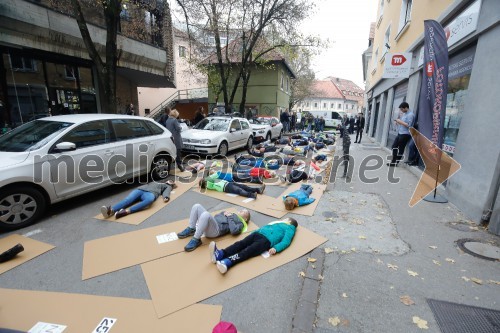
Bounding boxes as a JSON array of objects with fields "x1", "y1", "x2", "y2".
[{"x1": 53, "y1": 142, "x2": 76, "y2": 152}]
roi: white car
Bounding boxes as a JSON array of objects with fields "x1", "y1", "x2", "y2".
[
  {"x1": 248, "y1": 118, "x2": 273, "y2": 142},
  {"x1": 0, "y1": 114, "x2": 177, "y2": 230},
  {"x1": 257, "y1": 116, "x2": 283, "y2": 140},
  {"x1": 181, "y1": 116, "x2": 253, "y2": 156}
]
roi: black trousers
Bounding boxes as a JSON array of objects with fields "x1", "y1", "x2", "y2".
[
  {"x1": 391, "y1": 134, "x2": 412, "y2": 164},
  {"x1": 355, "y1": 128, "x2": 363, "y2": 142},
  {"x1": 232, "y1": 173, "x2": 263, "y2": 184},
  {"x1": 224, "y1": 182, "x2": 260, "y2": 197},
  {"x1": 288, "y1": 170, "x2": 308, "y2": 183},
  {"x1": 223, "y1": 232, "x2": 271, "y2": 265}
]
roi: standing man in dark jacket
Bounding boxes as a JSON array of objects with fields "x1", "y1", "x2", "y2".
[
  {"x1": 354, "y1": 112, "x2": 365, "y2": 143},
  {"x1": 177, "y1": 204, "x2": 250, "y2": 252},
  {"x1": 158, "y1": 107, "x2": 171, "y2": 126},
  {"x1": 165, "y1": 109, "x2": 185, "y2": 172}
]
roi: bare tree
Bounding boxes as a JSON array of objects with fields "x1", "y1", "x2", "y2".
[
  {"x1": 176, "y1": 0, "x2": 318, "y2": 113},
  {"x1": 285, "y1": 47, "x2": 316, "y2": 110}
]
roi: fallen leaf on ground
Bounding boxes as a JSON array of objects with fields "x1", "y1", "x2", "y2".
[
  {"x1": 429, "y1": 246, "x2": 438, "y2": 249},
  {"x1": 433, "y1": 260, "x2": 441, "y2": 266},
  {"x1": 342, "y1": 293, "x2": 348, "y2": 298},
  {"x1": 400, "y1": 295, "x2": 415, "y2": 306},
  {"x1": 445, "y1": 258, "x2": 455, "y2": 263},
  {"x1": 307, "y1": 257, "x2": 317, "y2": 263},
  {"x1": 298, "y1": 271, "x2": 305, "y2": 278},
  {"x1": 324, "y1": 248, "x2": 334, "y2": 254},
  {"x1": 469, "y1": 226, "x2": 479, "y2": 231},
  {"x1": 387, "y1": 264, "x2": 398, "y2": 270},
  {"x1": 376, "y1": 258, "x2": 384, "y2": 264},
  {"x1": 390, "y1": 286, "x2": 395, "y2": 289},
  {"x1": 325, "y1": 217, "x2": 334, "y2": 222},
  {"x1": 413, "y1": 316, "x2": 429, "y2": 329},
  {"x1": 461, "y1": 276, "x2": 470, "y2": 282},
  {"x1": 329, "y1": 317, "x2": 341, "y2": 327},
  {"x1": 488, "y1": 280, "x2": 500, "y2": 285},
  {"x1": 471, "y1": 278, "x2": 483, "y2": 285},
  {"x1": 358, "y1": 235, "x2": 367, "y2": 240},
  {"x1": 351, "y1": 247, "x2": 356, "y2": 252},
  {"x1": 407, "y1": 270, "x2": 419, "y2": 277},
  {"x1": 334, "y1": 231, "x2": 341, "y2": 235},
  {"x1": 318, "y1": 274, "x2": 324, "y2": 280},
  {"x1": 375, "y1": 216, "x2": 382, "y2": 220}
]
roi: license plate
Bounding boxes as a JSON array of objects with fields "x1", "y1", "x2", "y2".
[{"x1": 184, "y1": 145, "x2": 195, "y2": 149}]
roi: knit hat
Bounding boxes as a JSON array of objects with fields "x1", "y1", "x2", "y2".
[{"x1": 212, "y1": 321, "x2": 237, "y2": 333}]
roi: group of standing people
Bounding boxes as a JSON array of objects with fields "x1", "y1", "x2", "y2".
[{"x1": 280, "y1": 109, "x2": 297, "y2": 133}]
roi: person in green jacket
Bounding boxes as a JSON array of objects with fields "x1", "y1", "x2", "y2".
[
  {"x1": 199, "y1": 177, "x2": 264, "y2": 199},
  {"x1": 208, "y1": 217, "x2": 298, "y2": 274}
]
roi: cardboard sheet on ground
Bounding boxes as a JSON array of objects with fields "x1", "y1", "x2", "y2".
[
  {"x1": 194, "y1": 188, "x2": 287, "y2": 219},
  {"x1": 83, "y1": 209, "x2": 258, "y2": 280},
  {"x1": 0, "y1": 288, "x2": 221, "y2": 332},
  {"x1": 93, "y1": 180, "x2": 195, "y2": 225},
  {"x1": 142, "y1": 225, "x2": 327, "y2": 318},
  {"x1": 0, "y1": 235, "x2": 54, "y2": 275},
  {"x1": 268, "y1": 182, "x2": 327, "y2": 216}
]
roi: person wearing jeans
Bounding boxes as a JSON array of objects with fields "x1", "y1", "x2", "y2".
[
  {"x1": 388, "y1": 102, "x2": 415, "y2": 167},
  {"x1": 199, "y1": 177, "x2": 265, "y2": 199},
  {"x1": 101, "y1": 180, "x2": 176, "y2": 219}
]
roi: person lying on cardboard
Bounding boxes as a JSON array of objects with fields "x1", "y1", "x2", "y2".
[
  {"x1": 185, "y1": 160, "x2": 223, "y2": 174},
  {"x1": 208, "y1": 168, "x2": 275, "y2": 184},
  {"x1": 199, "y1": 177, "x2": 265, "y2": 199},
  {"x1": 283, "y1": 184, "x2": 315, "y2": 210},
  {"x1": 101, "y1": 180, "x2": 176, "y2": 219},
  {"x1": 233, "y1": 155, "x2": 281, "y2": 170},
  {"x1": 247, "y1": 142, "x2": 279, "y2": 157},
  {"x1": 208, "y1": 217, "x2": 298, "y2": 274},
  {"x1": 177, "y1": 204, "x2": 250, "y2": 252}
]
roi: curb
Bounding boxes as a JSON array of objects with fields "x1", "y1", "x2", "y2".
[{"x1": 291, "y1": 247, "x2": 326, "y2": 333}]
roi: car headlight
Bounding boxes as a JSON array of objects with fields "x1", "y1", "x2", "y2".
[
  {"x1": 257, "y1": 130, "x2": 265, "y2": 134},
  {"x1": 200, "y1": 139, "x2": 211, "y2": 144}
]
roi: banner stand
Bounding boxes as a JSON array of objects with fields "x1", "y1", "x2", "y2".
[{"x1": 423, "y1": 165, "x2": 448, "y2": 204}]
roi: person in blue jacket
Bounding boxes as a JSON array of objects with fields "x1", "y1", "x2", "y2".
[
  {"x1": 209, "y1": 217, "x2": 298, "y2": 274},
  {"x1": 283, "y1": 184, "x2": 315, "y2": 210}
]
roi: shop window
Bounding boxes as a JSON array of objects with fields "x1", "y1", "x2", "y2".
[
  {"x1": 65, "y1": 66, "x2": 79, "y2": 80},
  {"x1": 10, "y1": 55, "x2": 36, "y2": 72}
]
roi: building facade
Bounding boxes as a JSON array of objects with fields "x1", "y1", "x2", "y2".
[
  {"x1": 0, "y1": 0, "x2": 175, "y2": 127},
  {"x1": 363, "y1": 0, "x2": 500, "y2": 230},
  {"x1": 295, "y1": 78, "x2": 364, "y2": 118}
]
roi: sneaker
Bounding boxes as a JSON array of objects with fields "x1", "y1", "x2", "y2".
[
  {"x1": 115, "y1": 209, "x2": 129, "y2": 219},
  {"x1": 100, "y1": 205, "x2": 113, "y2": 218},
  {"x1": 216, "y1": 258, "x2": 232, "y2": 274},
  {"x1": 209, "y1": 241, "x2": 224, "y2": 263},
  {"x1": 177, "y1": 227, "x2": 196, "y2": 239},
  {"x1": 258, "y1": 184, "x2": 266, "y2": 194},
  {"x1": 184, "y1": 237, "x2": 202, "y2": 252},
  {"x1": 0, "y1": 243, "x2": 24, "y2": 263},
  {"x1": 250, "y1": 192, "x2": 258, "y2": 199}
]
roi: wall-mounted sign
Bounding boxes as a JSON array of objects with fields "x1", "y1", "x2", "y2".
[
  {"x1": 382, "y1": 53, "x2": 412, "y2": 79},
  {"x1": 445, "y1": 0, "x2": 481, "y2": 47}
]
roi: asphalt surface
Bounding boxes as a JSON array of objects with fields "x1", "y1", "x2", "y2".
[{"x1": 1, "y1": 135, "x2": 499, "y2": 333}]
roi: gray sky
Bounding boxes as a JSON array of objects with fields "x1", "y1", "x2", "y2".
[{"x1": 300, "y1": 0, "x2": 378, "y2": 87}]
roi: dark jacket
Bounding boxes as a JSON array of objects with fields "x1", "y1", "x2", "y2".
[
  {"x1": 255, "y1": 222, "x2": 296, "y2": 253},
  {"x1": 356, "y1": 117, "x2": 365, "y2": 129},
  {"x1": 158, "y1": 114, "x2": 169, "y2": 127},
  {"x1": 137, "y1": 182, "x2": 174, "y2": 200},
  {"x1": 214, "y1": 212, "x2": 246, "y2": 235},
  {"x1": 165, "y1": 117, "x2": 183, "y2": 151}
]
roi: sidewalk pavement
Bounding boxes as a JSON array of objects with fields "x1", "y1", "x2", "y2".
[{"x1": 293, "y1": 134, "x2": 499, "y2": 333}]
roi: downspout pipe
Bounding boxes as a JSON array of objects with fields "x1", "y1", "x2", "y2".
[{"x1": 481, "y1": 153, "x2": 500, "y2": 225}]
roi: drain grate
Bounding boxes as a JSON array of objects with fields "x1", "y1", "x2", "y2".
[{"x1": 427, "y1": 299, "x2": 500, "y2": 333}]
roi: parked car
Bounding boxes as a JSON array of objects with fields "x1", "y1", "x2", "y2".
[
  {"x1": 257, "y1": 116, "x2": 283, "y2": 140},
  {"x1": 248, "y1": 118, "x2": 273, "y2": 142},
  {"x1": 181, "y1": 116, "x2": 253, "y2": 156},
  {"x1": 0, "y1": 114, "x2": 177, "y2": 231}
]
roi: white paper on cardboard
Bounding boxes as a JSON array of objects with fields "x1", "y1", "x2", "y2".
[
  {"x1": 29, "y1": 322, "x2": 67, "y2": 333},
  {"x1": 91, "y1": 317, "x2": 117, "y2": 333},
  {"x1": 242, "y1": 198, "x2": 255, "y2": 203},
  {"x1": 261, "y1": 251, "x2": 270, "y2": 258},
  {"x1": 226, "y1": 193, "x2": 238, "y2": 197},
  {"x1": 156, "y1": 232, "x2": 179, "y2": 244}
]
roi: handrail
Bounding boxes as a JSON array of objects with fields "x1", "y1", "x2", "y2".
[{"x1": 147, "y1": 88, "x2": 208, "y2": 121}]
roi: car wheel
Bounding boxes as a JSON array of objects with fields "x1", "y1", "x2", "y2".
[
  {"x1": 0, "y1": 186, "x2": 47, "y2": 231},
  {"x1": 266, "y1": 132, "x2": 271, "y2": 142},
  {"x1": 218, "y1": 141, "x2": 228, "y2": 156},
  {"x1": 246, "y1": 137, "x2": 253, "y2": 151},
  {"x1": 150, "y1": 154, "x2": 171, "y2": 180}
]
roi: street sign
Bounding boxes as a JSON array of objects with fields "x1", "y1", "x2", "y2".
[{"x1": 382, "y1": 52, "x2": 412, "y2": 79}]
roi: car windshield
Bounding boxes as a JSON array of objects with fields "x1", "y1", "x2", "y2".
[
  {"x1": 193, "y1": 118, "x2": 229, "y2": 131},
  {"x1": 258, "y1": 118, "x2": 272, "y2": 125},
  {"x1": 0, "y1": 120, "x2": 73, "y2": 152},
  {"x1": 249, "y1": 118, "x2": 263, "y2": 125}
]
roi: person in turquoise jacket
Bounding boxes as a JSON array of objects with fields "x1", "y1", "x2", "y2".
[
  {"x1": 283, "y1": 184, "x2": 315, "y2": 210},
  {"x1": 208, "y1": 218, "x2": 298, "y2": 274}
]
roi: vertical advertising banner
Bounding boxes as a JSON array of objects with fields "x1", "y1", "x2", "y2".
[{"x1": 417, "y1": 20, "x2": 449, "y2": 163}]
